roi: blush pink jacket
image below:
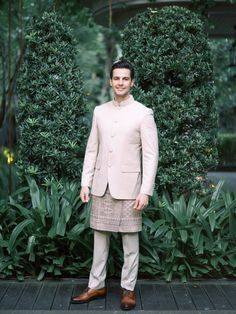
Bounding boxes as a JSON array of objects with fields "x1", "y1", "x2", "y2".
[{"x1": 81, "y1": 95, "x2": 159, "y2": 199}]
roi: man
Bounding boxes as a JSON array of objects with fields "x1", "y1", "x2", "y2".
[{"x1": 71, "y1": 59, "x2": 158, "y2": 311}]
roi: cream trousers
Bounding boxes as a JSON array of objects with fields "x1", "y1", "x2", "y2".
[{"x1": 88, "y1": 230, "x2": 139, "y2": 291}]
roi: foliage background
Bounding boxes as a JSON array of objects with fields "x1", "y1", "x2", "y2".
[
  {"x1": 0, "y1": 0, "x2": 236, "y2": 281},
  {"x1": 1, "y1": 178, "x2": 236, "y2": 282},
  {"x1": 16, "y1": 11, "x2": 88, "y2": 183},
  {"x1": 122, "y1": 6, "x2": 219, "y2": 195}
]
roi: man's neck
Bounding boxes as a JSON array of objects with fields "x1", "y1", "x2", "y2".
[{"x1": 114, "y1": 94, "x2": 130, "y2": 104}]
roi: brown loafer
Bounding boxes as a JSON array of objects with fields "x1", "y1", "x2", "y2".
[
  {"x1": 71, "y1": 287, "x2": 107, "y2": 304},
  {"x1": 120, "y1": 288, "x2": 136, "y2": 311}
]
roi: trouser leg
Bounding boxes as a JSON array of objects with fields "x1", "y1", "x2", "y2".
[
  {"x1": 121, "y1": 232, "x2": 139, "y2": 291},
  {"x1": 88, "y1": 230, "x2": 111, "y2": 289}
]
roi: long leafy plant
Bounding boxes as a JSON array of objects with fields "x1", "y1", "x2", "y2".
[{"x1": 1, "y1": 178, "x2": 236, "y2": 282}]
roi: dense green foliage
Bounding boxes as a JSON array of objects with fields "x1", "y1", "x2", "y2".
[
  {"x1": 0, "y1": 177, "x2": 93, "y2": 280},
  {"x1": 54, "y1": 1, "x2": 107, "y2": 107},
  {"x1": 122, "y1": 6, "x2": 218, "y2": 195},
  {"x1": 16, "y1": 11, "x2": 88, "y2": 183},
  {"x1": 140, "y1": 182, "x2": 236, "y2": 281},
  {"x1": 0, "y1": 1, "x2": 106, "y2": 197},
  {"x1": 0, "y1": 178, "x2": 236, "y2": 281}
]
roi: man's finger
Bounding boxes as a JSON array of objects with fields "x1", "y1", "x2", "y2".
[
  {"x1": 80, "y1": 192, "x2": 88, "y2": 203},
  {"x1": 84, "y1": 193, "x2": 89, "y2": 203},
  {"x1": 136, "y1": 200, "x2": 143, "y2": 210},
  {"x1": 137, "y1": 202, "x2": 143, "y2": 210},
  {"x1": 133, "y1": 199, "x2": 139, "y2": 209}
]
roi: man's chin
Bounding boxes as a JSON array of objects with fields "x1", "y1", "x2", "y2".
[
  {"x1": 115, "y1": 91, "x2": 129, "y2": 97},
  {"x1": 116, "y1": 91, "x2": 126, "y2": 94}
]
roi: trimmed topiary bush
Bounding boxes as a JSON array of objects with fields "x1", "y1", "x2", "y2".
[
  {"x1": 16, "y1": 11, "x2": 88, "y2": 183},
  {"x1": 122, "y1": 6, "x2": 218, "y2": 195}
]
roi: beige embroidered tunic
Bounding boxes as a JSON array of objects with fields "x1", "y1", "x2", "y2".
[{"x1": 90, "y1": 184, "x2": 142, "y2": 233}]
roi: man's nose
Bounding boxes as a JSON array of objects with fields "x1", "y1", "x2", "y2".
[{"x1": 118, "y1": 79, "x2": 123, "y2": 85}]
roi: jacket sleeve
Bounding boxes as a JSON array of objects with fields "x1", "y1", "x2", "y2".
[
  {"x1": 140, "y1": 109, "x2": 159, "y2": 196},
  {"x1": 81, "y1": 107, "x2": 99, "y2": 188}
]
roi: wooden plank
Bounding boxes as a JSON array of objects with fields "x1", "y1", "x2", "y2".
[
  {"x1": 134, "y1": 285, "x2": 142, "y2": 310},
  {"x1": 51, "y1": 283, "x2": 73, "y2": 310},
  {"x1": 171, "y1": 284, "x2": 196, "y2": 310},
  {"x1": 106, "y1": 282, "x2": 121, "y2": 310},
  {"x1": 87, "y1": 294, "x2": 106, "y2": 310},
  {"x1": 69, "y1": 283, "x2": 88, "y2": 310},
  {"x1": 0, "y1": 282, "x2": 9, "y2": 301},
  {"x1": 2, "y1": 310, "x2": 236, "y2": 314},
  {"x1": 203, "y1": 284, "x2": 233, "y2": 310},
  {"x1": 155, "y1": 284, "x2": 177, "y2": 310},
  {"x1": 187, "y1": 284, "x2": 214, "y2": 310},
  {"x1": 15, "y1": 282, "x2": 41, "y2": 309},
  {"x1": 33, "y1": 282, "x2": 57, "y2": 310},
  {"x1": 0, "y1": 282, "x2": 24, "y2": 310},
  {"x1": 220, "y1": 284, "x2": 236, "y2": 309},
  {"x1": 139, "y1": 284, "x2": 159, "y2": 310}
]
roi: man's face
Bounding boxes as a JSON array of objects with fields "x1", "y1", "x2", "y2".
[{"x1": 110, "y1": 68, "x2": 134, "y2": 100}]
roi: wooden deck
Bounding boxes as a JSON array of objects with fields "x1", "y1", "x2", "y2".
[{"x1": 1, "y1": 278, "x2": 236, "y2": 313}]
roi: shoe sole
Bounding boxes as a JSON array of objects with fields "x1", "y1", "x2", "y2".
[
  {"x1": 120, "y1": 304, "x2": 136, "y2": 311},
  {"x1": 71, "y1": 295, "x2": 106, "y2": 304}
]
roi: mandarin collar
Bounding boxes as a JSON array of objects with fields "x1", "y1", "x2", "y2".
[{"x1": 112, "y1": 95, "x2": 134, "y2": 107}]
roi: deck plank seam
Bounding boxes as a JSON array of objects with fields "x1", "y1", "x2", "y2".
[
  {"x1": 68, "y1": 284, "x2": 74, "y2": 310},
  {"x1": 14, "y1": 283, "x2": 26, "y2": 310},
  {"x1": 0, "y1": 283, "x2": 9, "y2": 303},
  {"x1": 170, "y1": 284, "x2": 181, "y2": 310},
  {"x1": 50, "y1": 283, "x2": 59, "y2": 310},
  {"x1": 168, "y1": 283, "x2": 178, "y2": 310},
  {"x1": 187, "y1": 284, "x2": 199, "y2": 310},
  {"x1": 202, "y1": 284, "x2": 219, "y2": 310},
  {"x1": 203, "y1": 283, "x2": 232, "y2": 310},
  {"x1": 219, "y1": 284, "x2": 235, "y2": 310},
  {"x1": 189, "y1": 283, "x2": 215, "y2": 311},
  {"x1": 32, "y1": 281, "x2": 43, "y2": 310},
  {"x1": 138, "y1": 285, "x2": 143, "y2": 310}
]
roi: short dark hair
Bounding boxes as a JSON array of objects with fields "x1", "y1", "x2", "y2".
[{"x1": 110, "y1": 59, "x2": 135, "y2": 80}]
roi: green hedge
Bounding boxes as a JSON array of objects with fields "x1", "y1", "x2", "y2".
[
  {"x1": 218, "y1": 133, "x2": 236, "y2": 168},
  {"x1": 16, "y1": 11, "x2": 88, "y2": 184},
  {"x1": 121, "y1": 6, "x2": 218, "y2": 195},
  {"x1": 1, "y1": 177, "x2": 236, "y2": 282}
]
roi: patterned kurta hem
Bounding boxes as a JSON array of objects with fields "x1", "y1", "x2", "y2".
[{"x1": 90, "y1": 185, "x2": 142, "y2": 233}]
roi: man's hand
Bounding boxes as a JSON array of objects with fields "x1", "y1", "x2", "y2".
[
  {"x1": 133, "y1": 193, "x2": 149, "y2": 211},
  {"x1": 80, "y1": 186, "x2": 90, "y2": 203}
]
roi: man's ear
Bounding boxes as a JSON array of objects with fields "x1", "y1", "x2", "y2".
[
  {"x1": 131, "y1": 79, "x2": 135, "y2": 87},
  {"x1": 109, "y1": 79, "x2": 112, "y2": 86}
]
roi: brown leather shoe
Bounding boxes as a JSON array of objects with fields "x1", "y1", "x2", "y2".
[
  {"x1": 71, "y1": 287, "x2": 107, "y2": 304},
  {"x1": 120, "y1": 288, "x2": 136, "y2": 311}
]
